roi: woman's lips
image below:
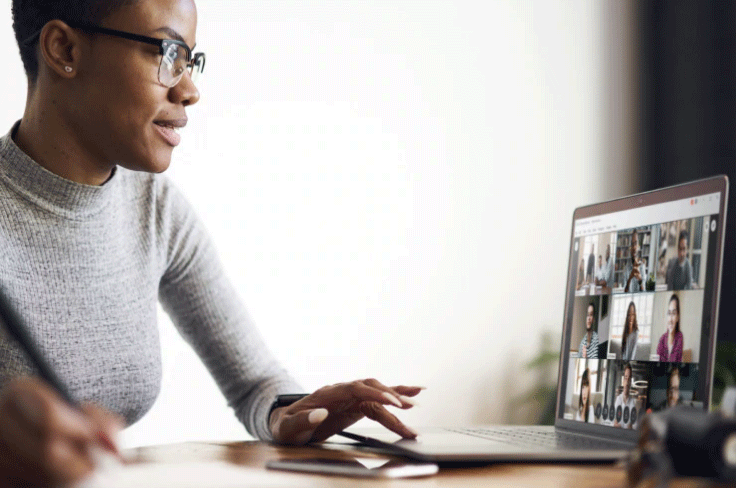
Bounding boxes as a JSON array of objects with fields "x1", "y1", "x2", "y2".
[{"x1": 153, "y1": 122, "x2": 181, "y2": 147}]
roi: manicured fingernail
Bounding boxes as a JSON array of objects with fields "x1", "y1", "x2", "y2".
[
  {"x1": 382, "y1": 392, "x2": 403, "y2": 407},
  {"x1": 405, "y1": 425, "x2": 419, "y2": 437},
  {"x1": 14, "y1": 391, "x2": 42, "y2": 424},
  {"x1": 399, "y1": 395, "x2": 420, "y2": 407},
  {"x1": 308, "y1": 408, "x2": 329, "y2": 424}
]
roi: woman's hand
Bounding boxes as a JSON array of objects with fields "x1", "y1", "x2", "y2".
[
  {"x1": 0, "y1": 377, "x2": 124, "y2": 487},
  {"x1": 269, "y1": 378, "x2": 423, "y2": 445}
]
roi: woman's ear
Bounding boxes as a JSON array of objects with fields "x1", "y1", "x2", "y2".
[{"x1": 37, "y1": 20, "x2": 83, "y2": 79}]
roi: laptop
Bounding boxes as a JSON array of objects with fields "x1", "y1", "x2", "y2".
[{"x1": 339, "y1": 175, "x2": 729, "y2": 462}]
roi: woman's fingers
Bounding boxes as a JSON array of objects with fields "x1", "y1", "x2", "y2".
[
  {"x1": 43, "y1": 437, "x2": 97, "y2": 485},
  {"x1": 354, "y1": 379, "x2": 420, "y2": 409},
  {"x1": 297, "y1": 380, "x2": 414, "y2": 412},
  {"x1": 0, "y1": 378, "x2": 98, "y2": 486},
  {"x1": 391, "y1": 385, "x2": 425, "y2": 405},
  {"x1": 10, "y1": 381, "x2": 94, "y2": 442},
  {"x1": 272, "y1": 408, "x2": 330, "y2": 445},
  {"x1": 360, "y1": 402, "x2": 418, "y2": 439},
  {"x1": 271, "y1": 379, "x2": 425, "y2": 444}
]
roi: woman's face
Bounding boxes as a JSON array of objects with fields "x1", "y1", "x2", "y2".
[
  {"x1": 581, "y1": 383, "x2": 590, "y2": 405},
  {"x1": 667, "y1": 299, "x2": 679, "y2": 333},
  {"x1": 627, "y1": 305, "x2": 636, "y2": 331},
  {"x1": 586, "y1": 305, "x2": 594, "y2": 331},
  {"x1": 68, "y1": 0, "x2": 199, "y2": 174}
]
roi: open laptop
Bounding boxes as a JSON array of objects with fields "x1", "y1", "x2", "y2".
[{"x1": 339, "y1": 175, "x2": 729, "y2": 462}]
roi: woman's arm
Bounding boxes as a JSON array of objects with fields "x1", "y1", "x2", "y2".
[
  {"x1": 155, "y1": 179, "x2": 420, "y2": 444},
  {"x1": 156, "y1": 179, "x2": 302, "y2": 441}
]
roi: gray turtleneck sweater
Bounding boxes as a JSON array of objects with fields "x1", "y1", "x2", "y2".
[{"x1": 0, "y1": 122, "x2": 300, "y2": 440}]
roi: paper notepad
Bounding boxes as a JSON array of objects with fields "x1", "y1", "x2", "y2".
[{"x1": 75, "y1": 461, "x2": 318, "y2": 488}]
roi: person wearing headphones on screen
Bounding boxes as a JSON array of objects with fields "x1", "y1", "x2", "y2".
[{"x1": 0, "y1": 1, "x2": 422, "y2": 485}]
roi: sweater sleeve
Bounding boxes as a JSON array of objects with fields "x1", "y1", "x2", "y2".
[{"x1": 155, "y1": 178, "x2": 302, "y2": 440}]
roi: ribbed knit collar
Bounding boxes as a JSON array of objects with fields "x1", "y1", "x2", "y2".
[{"x1": 0, "y1": 121, "x2": 119, "y2": 220}]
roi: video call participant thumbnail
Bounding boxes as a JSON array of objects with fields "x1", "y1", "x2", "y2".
[
  {"x1": 564, "y1": 358, "x2": 607, "y2": 424},
  {"x1": 621, "y1": 301, "x2": 639, "y2": 361},
  {"x1": 651, "y1": 290, "x2": 703, "y2": 364},
  {"x1": 656, "y1": 217, "x2": 710, "y2": 292},
  {"x1": 577, "y1": 301, "x2": 599, "y2": 359},
  {"x1": 648, "y1": 364, "x2": 700, "y2": 412},
  {"x1": 656, "y1": 294, "x2": 683, "y2": 362},
  {"x1": 665, "y1": 230, "x2": 694, "y2": 290},
  {"x1": 614, "y1": 362, "x2": 642, "y2": 429},
  {"x1": 577, "y1": 368, "x2": 592, "y2": 422},
  {"x1": 599, "y1": 361, "x2": 651, "y2": 429},
  {"x1": 571, "y1": 296, "x2": 610, "y2": 359}
]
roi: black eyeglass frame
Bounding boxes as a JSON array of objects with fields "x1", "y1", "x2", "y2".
[{"x1": 21, "y1": 20, "x2": 205, "y2": 86}]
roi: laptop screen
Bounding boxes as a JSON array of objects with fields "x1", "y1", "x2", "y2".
[{"x1": 557, "y1": 177, "x2": 728, "y2": 436}]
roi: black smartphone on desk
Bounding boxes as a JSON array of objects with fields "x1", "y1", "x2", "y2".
[{"x1": 266, "y1": 457, "x2": 439, "y2": 478}]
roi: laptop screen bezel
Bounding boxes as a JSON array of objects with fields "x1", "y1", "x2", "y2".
[{"x1": 553, "y1": 175, "x2": 729, "y2": 441}]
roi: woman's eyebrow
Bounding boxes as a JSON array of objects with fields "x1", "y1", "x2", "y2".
[{"x1": 152, "y1": 27, "x2": 196, "y2": 49}]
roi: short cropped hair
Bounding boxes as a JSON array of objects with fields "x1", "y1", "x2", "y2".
[{"x1": 12, "y1": 0, "x2": 137, "y2": 81}]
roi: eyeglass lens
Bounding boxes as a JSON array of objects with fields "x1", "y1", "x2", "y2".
[{"x1": 159, "y1": 43, "x2": 204, "y2": 87}]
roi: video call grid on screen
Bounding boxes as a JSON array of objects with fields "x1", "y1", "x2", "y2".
[{"x1": 558, "y1": 190, "x2": 723, "y2": 433}]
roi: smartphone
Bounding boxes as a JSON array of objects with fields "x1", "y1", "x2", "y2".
[{"x1": 265, "y1": 457, "x2": 439, "y2": 478}]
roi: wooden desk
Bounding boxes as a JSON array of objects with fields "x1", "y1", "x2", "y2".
[{"x1": 123, "y1": 440, "x2": 717, "y2": 488}]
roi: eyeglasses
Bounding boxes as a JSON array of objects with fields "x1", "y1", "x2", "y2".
[{"x1": 21, "y1": 20, "x2": 205, "y2": 88}]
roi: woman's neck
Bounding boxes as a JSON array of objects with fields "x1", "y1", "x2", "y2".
[{"x1": 15, "y1": 92, "x2": 115, "y2": 186}]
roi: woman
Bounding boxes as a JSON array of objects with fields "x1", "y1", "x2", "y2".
[
  {"x1": 577, "y1": 302, "x2": 599, "y2": 359},
  {"x1": 621, "y1": 301, "x2": 639, "y2": 360},
  {"x1": 576, "y1": 368, "x2": 591, "y2": 423},
  {"x1": 656, "y1": 294, "x2": 683, "y2": 362},
  {"x1": 0, "y1": 1, "x2": 421, "y2": 485}
]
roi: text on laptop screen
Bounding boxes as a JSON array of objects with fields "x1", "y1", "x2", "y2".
[{"x1": 560, "y1": 192, "x2": 721, "y2": 430}]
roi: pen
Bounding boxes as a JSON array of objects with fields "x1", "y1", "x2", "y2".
[{"x1": 0, "y1": 285, "x2": 122, "y2": 460}]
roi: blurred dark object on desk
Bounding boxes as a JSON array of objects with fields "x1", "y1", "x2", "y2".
[{"x1": 627, "y1": 387, "x2": 736, "y2": 488}]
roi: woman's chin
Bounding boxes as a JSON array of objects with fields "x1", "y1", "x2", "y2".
[{"x1": 119, "y1": 157, "x2": 172, "y2": 174}]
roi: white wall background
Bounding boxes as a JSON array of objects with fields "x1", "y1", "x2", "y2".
[{"x1": 0, "y1": 0, "x2": 638, "y2": 447}]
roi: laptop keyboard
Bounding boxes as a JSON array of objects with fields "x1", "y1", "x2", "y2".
[{"x1": 445, "y1": 426, "x2": 627, "y2": 450}]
